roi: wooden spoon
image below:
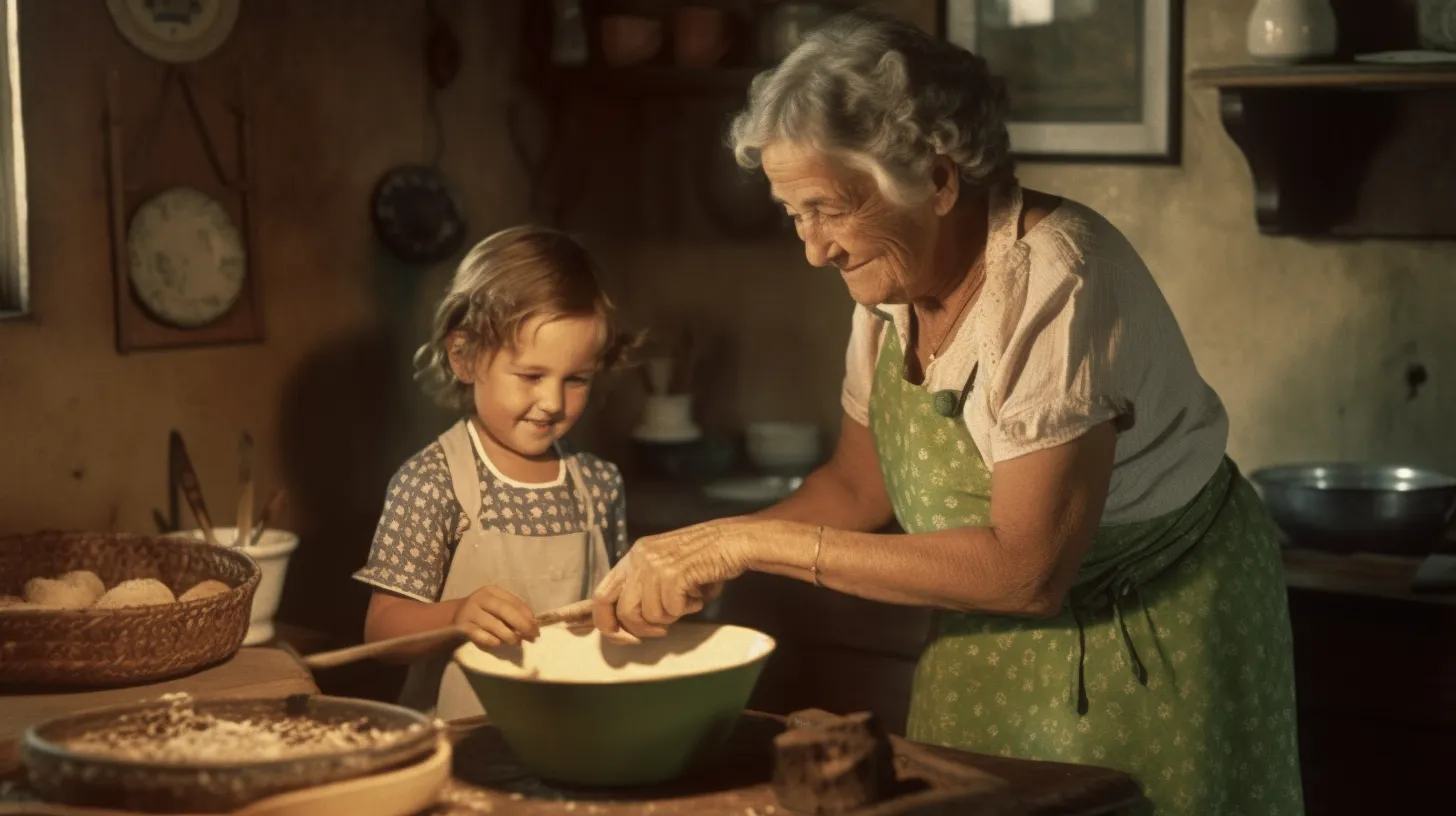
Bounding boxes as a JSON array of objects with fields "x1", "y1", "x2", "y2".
[
  {"x1": 236, "y1": 432, "x2": 255, "y2": 548},
  {"x1": 302, "y1": 600, "x2": 596, "y2": 671},
  {"x1": 243, "y1": 487, "x2": 286, "y2": 549},
  {"x1": 170, "y1": 430, "x2": 220, "y2": 548}
]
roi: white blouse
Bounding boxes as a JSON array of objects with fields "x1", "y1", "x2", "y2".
[{"x1": 841, "y1": 185, "x2": 1229, "y2": 525}]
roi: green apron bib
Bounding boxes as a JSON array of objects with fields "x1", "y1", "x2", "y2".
[{"x1": 869, "y1": 328, "x2": 1304, "y2": 815}]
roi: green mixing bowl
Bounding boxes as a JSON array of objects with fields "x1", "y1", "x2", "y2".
[{"x1": 453, "y1": 621, "x2": 775, "y2": 787}]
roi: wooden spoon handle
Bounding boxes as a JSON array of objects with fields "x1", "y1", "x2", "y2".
[
  {"x1": 243, "y1": 488, "x2": 287, "y2": 548},
  {"x1": 236, "y1": 432, "x2": 255, "y2": 547},
  {"x1": 170, "y1": 431, "x2": 220, "y2": 548},
  {"x1": 303, "y1": 626, "x2": 469, "y2": 671},
  {"x1": 535, "y1": 599, "x2": 594, "y2": 627},
  {"x1": 301, "y1": 601, "x2": 597, "y2": 671}
]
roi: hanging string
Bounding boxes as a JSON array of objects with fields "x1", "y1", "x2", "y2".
[
  {"x1": 424, "y1": 0, "x2": 448, "y2": 168},
  {"x1": 124, "y1": 65, "x2": 237, "y2": 189}
]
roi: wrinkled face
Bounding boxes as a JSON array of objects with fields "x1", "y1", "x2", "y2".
[
  {"x1": 451, "y1": 314, "x2": 604, "y2": 460},
  {"x1": 761, "y1": 141, "x2": 959, "y2": 305}
]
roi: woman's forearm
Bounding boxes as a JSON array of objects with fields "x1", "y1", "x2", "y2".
[
  {"x1": 742, "y1": 424, "x2": 1116, "y2": 618},
  {"x1": 746, "y1": 521, "x2": 1068, "y2": 617}
]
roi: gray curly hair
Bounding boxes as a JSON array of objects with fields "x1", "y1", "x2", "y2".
[{"x1": 728, "y1": 9, "x2": 1014, "y2": 204}]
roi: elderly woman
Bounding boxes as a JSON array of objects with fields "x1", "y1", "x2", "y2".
[{"x1": 592, "y1": 11, "x2": 1303, "y2": 815}]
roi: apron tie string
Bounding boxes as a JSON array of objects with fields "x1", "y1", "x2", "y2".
[
  {"x1": 1114, "y1": 585, "x2": 1150, "y2": 686},
  {"x1": 1069, "y1": 604, "x2": 1090, "y2": 716},
  {"x1": 1069, "y1": 581, "x2": 1156, "y2": 716}
]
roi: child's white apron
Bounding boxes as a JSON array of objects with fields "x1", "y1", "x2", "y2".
[{"x1": 396, "y1": 419, "x2": 612, "y2": 721}]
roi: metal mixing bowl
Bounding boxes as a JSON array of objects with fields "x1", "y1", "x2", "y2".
[{"x1": 1248, "y1": 463, "x2": 1456, "y2": 554}]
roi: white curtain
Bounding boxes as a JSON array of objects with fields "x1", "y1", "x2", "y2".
[{"x1": 0, "y1": 0, "x2": 28, "y2": 318}]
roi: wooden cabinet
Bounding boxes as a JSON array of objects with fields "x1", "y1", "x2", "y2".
[{"x1": 1287, "y1": 586, "x2": 1456, "y2": 814}]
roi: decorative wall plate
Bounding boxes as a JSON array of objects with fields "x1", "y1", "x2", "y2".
[
  {"x1": 127, "y1": 186, "x2": 247, "y2": 329},
  {"x1": 106, "y1": 0, "x2": 241, "y2": 63}
]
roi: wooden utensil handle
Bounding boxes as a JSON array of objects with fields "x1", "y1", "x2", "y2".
[
  {"x1": 171, "y1": 431, "x2": 220, "y2": 548},
  {"x1": 303, "y1": 626, "x2": 469, "y2": 671},
  {"x1": 534, "y1": 599, "x2": 594, "y2": 627},
  {"x1": 300, "y1": 601, "x2": 596, "y2": 672}
]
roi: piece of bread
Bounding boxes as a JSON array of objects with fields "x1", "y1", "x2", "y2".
[
  {"x1": 178, "y1": 579, "x2": 230, "y2": 602},
  {"x1": 23, "y1": 576, "x2": 95, "y2": 610},
  {"x1": 58, "y1": 570, "x2": 106, "y2": 605},
  {"x1": 92, "y1": 578, "x2": 176, "y2": 610}
]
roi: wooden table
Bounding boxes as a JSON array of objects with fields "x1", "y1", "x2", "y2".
[
  {"x1": 0, "y1": 647, "x2": 319, "y2": 773},
  {"x1": 0, "y1": 678, "x2": 1138, "y2": 814},
  {"x1": 422, "y1": 713, "x2": 1143, "y2": 815}
]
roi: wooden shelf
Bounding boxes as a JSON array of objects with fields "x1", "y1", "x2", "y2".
[
  {"x1": 1283, "y1": 549, "x2": 1456, "y2": 607},
  {"x1": 1191, "y1": 62, "x2": 1456, "y2": 90},
  {"x1": 1190, "y1": 62, "x2": 1456, "y2": 239}
]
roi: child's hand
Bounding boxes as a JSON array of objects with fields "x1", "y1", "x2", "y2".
[{"x1": 452, "y1": 586, "x2": 540, "y2": 648}]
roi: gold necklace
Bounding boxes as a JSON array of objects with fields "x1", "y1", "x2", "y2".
[{"x1": 923, "y1": 264, "x2": 986, "y2": 364}]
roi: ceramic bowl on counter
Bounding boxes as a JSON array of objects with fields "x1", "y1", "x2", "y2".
[
  {"x1": 454, "y1": 622, "x2": 775, "y2": 786},
  {"x1": 168, "y1": 526, "x2": 298, "y2": 646},
  {"x1": 745, "y1": 421, "x2": 822, "y2": 475}
]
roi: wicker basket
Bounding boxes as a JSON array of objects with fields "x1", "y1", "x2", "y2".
[{"x1": 0, "y1": 530, "x2": 261, "y2": 687}]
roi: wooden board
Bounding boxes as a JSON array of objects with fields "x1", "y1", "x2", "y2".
[
  {"x1": 0, "y1": 648, "x2": 318, "y2": 772},
  {"x1": 423, "y1": 712, "x2": 1141, "y2": 815},
  {"x1": 0, "y1": 740, "x2": 451, "y2": 816},
  {"x1": 1283, "y1": 549, "x2": 1456, "y2": 606}
]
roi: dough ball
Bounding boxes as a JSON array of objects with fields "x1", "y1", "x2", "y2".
[
  {"x1": 93, "y1": 578, "x2": 176, "y2": 610},
  {"x1": 23, "y1": 576, "x2": 95, "y2": 610},
  {"x1": 178, "y1": 580, "x2": 230, "y2": 602},
  {"x1": 57, "y1": 570, "x2": 106, "y2": 605}
]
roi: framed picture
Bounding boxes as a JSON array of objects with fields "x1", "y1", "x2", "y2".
[{"x1": 942, "y1": 0, "x2": 1183, "y2": 163}]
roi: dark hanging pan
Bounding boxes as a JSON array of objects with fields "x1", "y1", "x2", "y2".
[{"x1": 370, "y1": 164, "x2": 467, "y2": 265}]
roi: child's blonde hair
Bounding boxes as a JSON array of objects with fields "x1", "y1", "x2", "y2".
[{"x1": 414, "y1": 226, "x2": 638, "y2": 414}]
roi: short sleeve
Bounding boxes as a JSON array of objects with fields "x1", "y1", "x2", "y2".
[
  {"x1": 352, "y1": 444, "x2": 463, "y2": 602},
  {"x1": 841, "y1": 304, "x2": 884, "y2": 427},
  {"x1": 989, "y1": 254, "x2": 1129, "y2": 462},
  {"x1": 602, "y1": 462, "x2": 629, "y2": 564}
]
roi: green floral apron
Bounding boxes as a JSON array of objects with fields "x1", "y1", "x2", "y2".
[{"x1": 869, "y1": 329, "x2": 1304, "y2": 815}]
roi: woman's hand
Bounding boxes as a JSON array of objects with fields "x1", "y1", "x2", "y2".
[{"x1": 591, "y1": 518, "x2": 761, "y2": 639}]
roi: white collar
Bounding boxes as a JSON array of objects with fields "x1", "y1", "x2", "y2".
[{"x1": 464, "y1": 419, "x2": 566, "y2": 489}]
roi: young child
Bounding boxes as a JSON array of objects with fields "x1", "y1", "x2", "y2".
[{"x1": 353, "y1": 225, "x2": 637, "y2": 720}]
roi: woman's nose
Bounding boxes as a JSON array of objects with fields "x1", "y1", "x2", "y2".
[{"x1": 803, "y1": 234, "x2": 842, "y2": 268}]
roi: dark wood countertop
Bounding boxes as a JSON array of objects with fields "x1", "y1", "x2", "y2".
[
  {"x1": 0, "y1": 647, "x2": 319, "y2": 773},
  {"x1": 430, "y1": 712, "x2": 1143, "y2": 815},
  {"x1": 1283, "y1": 548, "x2": 1456, "y2": 606}
]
